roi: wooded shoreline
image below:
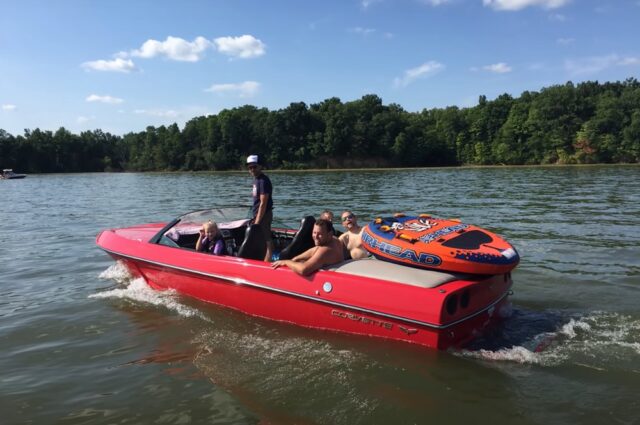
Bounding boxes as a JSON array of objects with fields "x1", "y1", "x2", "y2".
[{"x1": 2, "y1": 79, "x2": 639, "y2": 173}]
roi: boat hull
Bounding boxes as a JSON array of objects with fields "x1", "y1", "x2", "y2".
[
  {"x1": 98, "y1": 224, "x2": 513, "y2": 350},
  {"x1": 1, "y1": 169, "x2": 26, "y2": 179}
]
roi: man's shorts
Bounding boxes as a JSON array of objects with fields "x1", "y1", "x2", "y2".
[{"x1": 257, "y1": 208, "x2": 273, "y2": 242}]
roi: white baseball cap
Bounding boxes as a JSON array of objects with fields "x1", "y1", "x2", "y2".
[{"x1": 246, "y1": 154, "x2": 259, "y2": 164}]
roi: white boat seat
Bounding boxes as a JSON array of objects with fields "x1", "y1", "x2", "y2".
[{"x1": 325, "y1": 257, "x2": 470, "y2": 288}]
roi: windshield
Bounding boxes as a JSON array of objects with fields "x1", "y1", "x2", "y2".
[
  {"x1": 153, "y1": 207, "x2": 253, "y2": 248},
  {"x1": 176, "y1": 207, "x2": 252, "y2": 226},
  {"x1": 151, "y1": 206, "x2": 298, "y2": 253}
]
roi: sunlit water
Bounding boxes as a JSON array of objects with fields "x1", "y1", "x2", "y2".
[{"x1": 1, "y1": 167, "x2": 638, "y2": 424}]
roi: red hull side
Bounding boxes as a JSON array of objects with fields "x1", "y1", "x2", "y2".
[{"x1": 97, "y1": 227, "x2": 512, "y2": 350}]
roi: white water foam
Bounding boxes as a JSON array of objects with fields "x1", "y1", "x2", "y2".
[
  {"x1": 557, "y1": 313, "x2": 640, "y2": 356},
  {"x1": 92, "y1": 262, "x2": 209, "y2": 320},
  {"x1": 460, "y1": 345, "x2": 555, "y2": 364},
  {"x1": 558, "y1": 317, "x2": 592, "y2": 339},
  {"x1": 458, "y1": 311, "x2": 640, "y2": 367},
  {"x1": 98, "y1": 261, "x2": 133, "y2": 283}
]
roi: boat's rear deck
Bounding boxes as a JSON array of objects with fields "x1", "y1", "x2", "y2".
[{"x1": 326, "y1": 257, "x2": 470, "y2": 288}]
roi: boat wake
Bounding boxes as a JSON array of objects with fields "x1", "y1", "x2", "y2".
[
  {"x1": 191, "y1": 328, "x2": 377, "y2": 422},
  {"x1": 458, "y1": 309, "x2": 640, "y2": 370},
  {"x1": 92, "y1": 261, "x2": 210, "y2": 321},
  {"x1": 94, "y1": 265, "x2": 639, "y2": 372}
]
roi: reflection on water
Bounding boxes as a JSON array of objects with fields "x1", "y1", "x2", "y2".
[{"x1": 1, "y1": 166, "x2": 639, "y2": 425}]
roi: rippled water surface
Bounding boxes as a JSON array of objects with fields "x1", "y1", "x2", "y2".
[{"x1": 1, "y1": 166, "x2": 639, "y2": 424}]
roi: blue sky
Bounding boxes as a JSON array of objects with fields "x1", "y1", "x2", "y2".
[{"x1": 1, "y1": 0, "x2": 639, "y2": 136}]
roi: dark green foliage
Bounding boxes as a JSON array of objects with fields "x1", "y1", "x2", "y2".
[{"x1": 2, "y1": 79, "x2": 639, "y2": 172}]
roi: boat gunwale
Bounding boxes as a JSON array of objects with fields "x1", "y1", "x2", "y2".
[{"x1": 98, "y1": 245, "x2": 512, "y2": 331}]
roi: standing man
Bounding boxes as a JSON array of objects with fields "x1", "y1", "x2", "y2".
[{"x1": 247, "y1": 154, "x2": 273, "y2": 262}]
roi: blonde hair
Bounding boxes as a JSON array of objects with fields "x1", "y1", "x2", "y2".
[{"x1": 203, "y1": 221, "x2": 218, "y2": 232}]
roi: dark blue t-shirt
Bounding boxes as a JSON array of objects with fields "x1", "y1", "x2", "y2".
[{"x1": 252, "y1": 173, "x2": 273, "y2": 217}]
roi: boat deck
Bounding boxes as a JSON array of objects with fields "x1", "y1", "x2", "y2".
[{"x1": 326, "y1": 257, "x2": 470, "y2": 288}]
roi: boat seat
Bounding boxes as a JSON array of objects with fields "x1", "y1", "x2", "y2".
[
  {"x1": 325, "y1": 257, "x2": 470, "y2": 288},
  {"x1": 278, "y1": 216, "x2": 316, "y2": 260},
  {"x1": 237, "y1": 224, "x2": 267, "y2": 261}
]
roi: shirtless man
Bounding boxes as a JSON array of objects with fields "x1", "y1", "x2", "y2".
[
  {"x1": 339, "y1": 210, "x2": 370, "y2": 260},
  {"x1": 271, "y1": 219, "x2": 344, "y2": 276}
]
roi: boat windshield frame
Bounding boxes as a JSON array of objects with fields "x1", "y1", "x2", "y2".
[
  {"x1": 175, "y1": 207, "x2": 253, "y2": 226},
  {"x1": 148, "y1": 207, "x2": 251, "y2": 244}
]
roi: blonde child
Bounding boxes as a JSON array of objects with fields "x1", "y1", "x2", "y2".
[{"x1": 195, "y1": 221, "x2": 225, "y2": 255}]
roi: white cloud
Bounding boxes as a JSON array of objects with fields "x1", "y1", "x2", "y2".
[
  {"x1": 83, "y1": 34, "x2": 264, "y2": 72},
  {"x1": 349, "y1": 27, "x2": 376, "y2": 36},
  {"x1": 421, "y1": 0, "x2": 452, "y2": 6},
  {"x1": 2, "y1": 104, "x2": 17, "y2": 111},
  {"x1": 393, "y1": 61, "x2": 444, "y2": 88},
  {"x1": 565, "y1": 54, "x2": 640, "y2": 76},
  {"x1": 483, "y1": 0, "x2": 570, "y2": 11},
  {"x1": 528, "y1": 62, "x2": 546, "y2": 71},
  {"x1": 214, "y1": 35, "x2": 266, "y2": 59},
  {"x1": 82, "y1": 58, "x2": 136, "y2": 73},
  {"x1": 134, "y1": 109, "x2": 180, "y2": 118},
  {"x1": 131, "y1": 36, "x2": 212, "y2": 62},
  {"x1": 549, "y1": 13, "x2": 566, "y2": 21},
  {"x1": 619, "y1": 56, "x2": 640, "y2": 66},
  {"x1": 557, "y1": 37, "x2": 575, "y2": 45},
  {"x1": 86, "y1": 94, "x2": 124, "y2": 104},
  {"x1": 361, "y1": 0, "x2": 383, "y2": 8},
  {"x1": 205, "y1": 81, "x2": 261, "y2": 98},
  {"x1": 77, "y1": 115, "x2": 95, "y2": 123},
  {"x1": 483, "y1": 62, "x2": 513, "y2": 73}
]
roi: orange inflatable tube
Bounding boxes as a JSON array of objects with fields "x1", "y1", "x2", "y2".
[{"x1": 361, "y1": 214, "x2": 519, "y2": 275}]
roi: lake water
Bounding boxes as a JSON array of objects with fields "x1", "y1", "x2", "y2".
[{"x1": 1, "y1": 166, "x2": 638, "y2": 425}]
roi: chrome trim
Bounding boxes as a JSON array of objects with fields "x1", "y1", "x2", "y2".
[{"x1": 100, "y1": 247, "x2": 511, "y2": 330}]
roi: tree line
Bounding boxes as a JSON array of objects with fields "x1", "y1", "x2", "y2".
[{"x1": 2, "y1": 78, "x2": 639, "y2": 173}]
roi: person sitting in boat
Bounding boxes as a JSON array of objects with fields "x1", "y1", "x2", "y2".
[
  {"x1": 319, "y1": 209, "x2": 342, "y2": 237},
  {"x1": 339, "y1": 210, "x2": 370, "y2": 260},
  {"x1": 320, "y1": 209, "x2": 334, "y2": 223},
  {"x1": 195, "y1": 221, "x2": 225, "y2": 255},
  {"x1": 271, "y1": 218, "x2": 344, "y2": 276}
]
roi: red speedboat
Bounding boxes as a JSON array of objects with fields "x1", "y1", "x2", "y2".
[{"x1": 96, "y1": 209, "x2": 516, "y2": 350}]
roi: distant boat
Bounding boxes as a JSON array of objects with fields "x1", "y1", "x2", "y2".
[{"x1": 1, "y1": 169, "x2": 27, "y2": 179}]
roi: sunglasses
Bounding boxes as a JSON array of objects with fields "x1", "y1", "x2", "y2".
[
  {"x1": 248, "y1": 165, "x2": 257, "y2": 170},
  {"x1": 341, "y1": 214, "x2": 354, "y2": 222}
]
